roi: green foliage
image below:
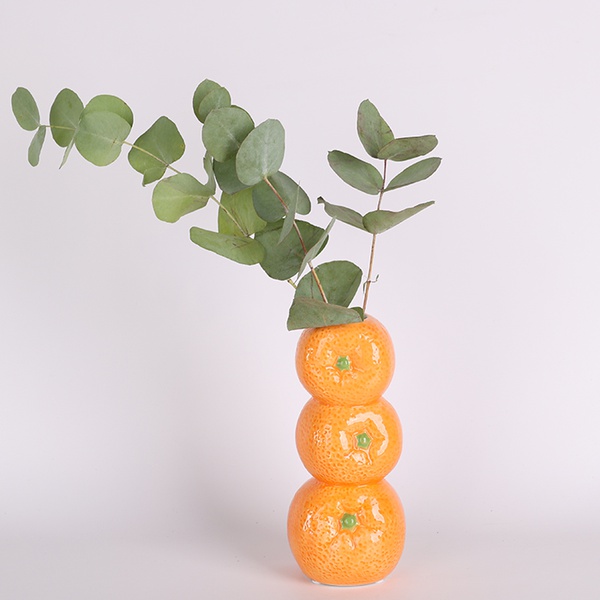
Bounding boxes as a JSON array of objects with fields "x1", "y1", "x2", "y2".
[
  {"x1": 50, "y1": 89, "x2": 83, "y2": 147},
  {"x1": 363, "y1": 201, "x2": 435, "y2": 234},
  {"x1": 327, "y1": 150, "x2": 383, "y2": 195},
  {"x1": 357, "y1": 100, "x2": 394, "y2": 158},
  {"x1": 12, "y1": 87, "x2": 40, "y2": 131},
  {"x1": 193, "y1": 80, "x2": 231, "y2": 123},
  {"x1": 152, "y1": 173, "x2": 212, "y2": 223},
  {"x1": 213, "y1": 157, "x2": 248, "y2": 195},
  {"x1": 11, "y1": 82, "x2": 441, "y2": 331},
  {"x1": 386, "y1": 157, "x2": 442, "y2": 191},
  {"x1": 286, "y1": 297, "x2": 363, "y2": 330},
  {"x1": 297, "y1": 218, "x2": 335, "y2": 279},
  {"x1": 190, "y1": 227, "x2": 265, "y2": 265},
  {"x1": 202, "y1": 107, "x2": 254, "y2": 163},
  {"x1": 128, "y1": 116, "x2": 184, "y2": 185},
  {"x1": 82, "y1": 95, "x2": 134, "y2": 127},
  {"x1": 28, "y1": 126, "x2": 46, "y2": 166},
  {"x1": 75, "y1": 111, "x2": 131, "y2": 166},
  {"x1": 218, "y1": 189, "x2": 266, "y2": 237},
  {"x1": 377, "y1": 135, "x2": 438, "y2": 161},
  {"x1": 236, "y1": 119, "x2": 285, "y2": 186},
  {"x1": 317, "y1": 197, "x2": 366, "y2": 231},
  {"x1": 295, "y1": 261, "x2": 362, "y2": 307},
  {"x1": 255, "y1": 220, "x2": 326, "y2": 280},
  {"x1": 252, "y1": 172, "x2": 310, "y2": 222}
]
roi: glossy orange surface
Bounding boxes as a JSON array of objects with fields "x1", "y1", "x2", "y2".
[
  {"x1": 287, "y1": 478, "x2": 405, "y2": 586},
  {"x1": 296, "y1": 397, "x2": 402, "y2": 484},
  {"x1": 295, "y1": 316, "x2": 395, "y2": 406}
]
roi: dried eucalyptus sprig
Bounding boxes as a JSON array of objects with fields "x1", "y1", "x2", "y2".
[{"x1": 11, "y1": 81, "x2": 441, "y2": 330}]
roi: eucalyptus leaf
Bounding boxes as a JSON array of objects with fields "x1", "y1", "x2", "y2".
[
  {"x1": 218, "y1": 188, "x2": 266, "y2": 237},
  {"x1": 49, "y1": 88, "x2": 83, "y2": 147},
  {"x1": 236, "y1": 119, "x2": 285, "y2": 186},
  {"x1": 203, "y1": 152, "x2": 216, "y2": 195},
  {"x1": 193, "y1": 80, "x2": 221, "y2": 115},
  {"x1": 377, "y1": 135, "x2": 438, "y2": 161},
  {"x1": 82, "y1": 95, "x2": 134, "y2": 127},
  {"x1": 193, "y1": 83, "x2": 231, "y2": 123},
  {"x1": 152, "y1": 173, "x2": 212, "y2": 223},
  {"x1": 128, "y1": 116, "x2": 185, "y2": 185},
  {"x1": 213, "y1": 157, "x2": 248, "y2": 195},
  {"x1": 295, "y1": 260, "x2": 363, "y2": 307},
  {"x1": 255, "y1": 220, "x2": 325, "y2": 280},
  {"x1": 385, "y1": 157, "x2": 442, "y2": 191},
  {"x1": 189, "y1": 227, "x2": 264, "y2": 265},
  {"x1": 286, "y1": 297, "x2": 363, "y2": 331},
  {"x1": 74, "y1": 111, "x2": 131, "y2": 166},
  {"x1": 202, "y1": 106, "x2": 254, "y2": 162},
  {"x1": 59, "y1": 139, "x2": 75, "y2": 169},
  {"x1": 11, "y1": 87, "x2": 40, "y2": 131},
  {"x1": 297, "y1": 217, "x2": 335, "y2": 279},
  {"x1": 317, "y1": 197, "x2": 366, "y2": 231},
  {"x1": 327, "y1": 150, "x2": 382, "y2": 195},
  {"x1": 363, "y1": 201, "x2": 435, "y2": 234},
  {"x1": 278, "y1": 182, "x2": 298, "y2": 243},
  {"x1": 28, "y1": 126, "x2": 46, "y2": 166},
  {"x1": 357, "y1": 99, "x2": 394, "y2": 158},
  {"x1": 252, "y1": 172, "x2": 310, "y2": 222}
]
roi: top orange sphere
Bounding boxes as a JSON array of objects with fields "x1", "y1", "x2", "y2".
[{"x1": 295, "y1": 316, "x2": 395, "y2": 406}]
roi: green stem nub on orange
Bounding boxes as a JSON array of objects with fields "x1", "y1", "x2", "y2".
[
  {"x1": 336, "y1": 355, "x2": 351, "y2": 371},
  {"x1": 340, "y1": 513, "x2": 358, "y2": 530},
  {"x1": 355, "y1": 432, "x2": 372, "y2": 449}
]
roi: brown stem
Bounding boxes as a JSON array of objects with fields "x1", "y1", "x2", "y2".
[
  {"x1": 263, "y1": 176, "x2": 328, "y2": 303},
  {"x1": 363, "y1": 159, "x2": 387, "y2": 313}
]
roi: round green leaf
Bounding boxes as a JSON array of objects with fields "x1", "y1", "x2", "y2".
[
  {"x1": 377, "y1": 135, "x2": 438, "y2": 161},
  {"x1": 128, "y1": 116, "x2": 185, "y2": 185},
  {"x1": 189, "y1": 227, "x2": 265, "y2": 265},
  {"x1": 193, "y1": 80, "x2": 231, "y2": 123},
  {"x1": 50, "y1": 88, "x2": 83, "y2": 147},
  {"x1": 152, "y1": 173, "x2": 211, "y2": 223},
  {"x1": 236, "y1": 119, "x2": 285, "y2": 186},
  {"x1": 74, "y1": 111, "x2": 131, "y2": 166},
  {"x1": 255, "y1": 220, "x2": 324, "y2": 280},
  {"x1": 218, "y1": 189, "x2": 266, "y2": 237},
  {"x1": 327, "y1": 150, "x2": 383, "y2": 195},
  {"x1": 295, "y1": 260, "x2": 363, "y2": 307},
  {"x1": 28, "y1": 126, "x2": 46, "y2": 166},
  {"x1": 213, "y1": 157, "x2": 249, "y2": 195},
  {"x1": 202, "y1": 107, "x2": 254, "y2": 162},
  {"x1": 193, "y1": 80, "x2": 221, "y2": 114},
  {"x1": 252, "y1": 172, "x2": 310, "y2": 222},
  {"x1": 363, "y1": 201, "x2": 435, "y2": 234},
  {"x1": 82, "y1": 95, "x2": 134, "y2": 127},
  {"x1": 12, "y1": 87, "x2": 40, "y2": 131},
  {"x1": 357, "y1": 100, "x2": 394, "y2": 158},
  {"x1": 385, "y1": 157, "x2": 442, "y2": 191}
]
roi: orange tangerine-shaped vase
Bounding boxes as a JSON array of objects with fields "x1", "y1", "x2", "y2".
[{"x1": 289, "y1": 316, "x2": 406, "y2": 586}]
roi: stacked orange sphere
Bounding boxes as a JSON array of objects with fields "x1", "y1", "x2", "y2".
[{"x1": 288, "y1": 316, "x2": 406, "y2": 586}]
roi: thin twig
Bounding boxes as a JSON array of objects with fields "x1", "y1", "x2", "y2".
[{"x1": 363, "y1": 159, "x2": 387, "y2": 313}]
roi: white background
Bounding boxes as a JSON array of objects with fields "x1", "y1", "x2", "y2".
[{"x1": 1, "y1": 1, "x2": 599, "y2": 598}]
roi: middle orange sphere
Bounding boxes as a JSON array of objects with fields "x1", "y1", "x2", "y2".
[{"x1": 296, "y1": 397, "x2": 402, "y2": 485}]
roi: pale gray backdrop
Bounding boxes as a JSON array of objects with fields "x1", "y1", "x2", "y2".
[{"x1": 1, "y1": 0, "x2": 599, "y2": 598}]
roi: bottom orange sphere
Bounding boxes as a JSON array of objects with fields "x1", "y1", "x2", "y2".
[{"x1": 288, "y1": 478, "x2": 405, "y2": 586}]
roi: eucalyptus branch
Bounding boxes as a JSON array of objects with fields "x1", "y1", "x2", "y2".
[{"x1": 11, "y1": 84, "x2": 440, "y2": 331}]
